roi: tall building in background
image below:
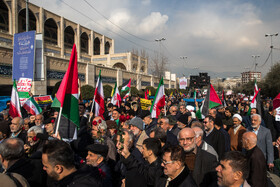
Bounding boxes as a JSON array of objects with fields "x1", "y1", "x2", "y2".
[{"x1": 241, "y1": 71, "x2": 261, "y2": 84}]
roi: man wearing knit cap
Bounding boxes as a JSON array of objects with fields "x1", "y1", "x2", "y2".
[
  {"x1": 228, "y1": 114, "x2": 246, "y2": 151},
  {"x1": 129, "y1": 117, "x2": 148, "y2": 151},
  {"x1": 86, "y1": 144, "x2": 113, "y2": 187}
]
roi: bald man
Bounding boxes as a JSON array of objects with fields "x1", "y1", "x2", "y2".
[
  {"x1": 242, "y1": 132, "x2": 267, "y2": 187},
  {"x1": 178, "y1": 128, "x2": 218, "y2": 186}
]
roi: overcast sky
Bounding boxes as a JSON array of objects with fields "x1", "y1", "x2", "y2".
[{"x1": 30, "y1": 0, "x2": 280, "y2": 78}]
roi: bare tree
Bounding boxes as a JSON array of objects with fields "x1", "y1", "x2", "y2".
[{"x1": 150, "y1": 52, "x2": 168, "y2": 77}]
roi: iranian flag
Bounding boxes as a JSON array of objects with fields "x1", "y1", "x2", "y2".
[
  {"x1": 254, "y1": 79, "x2": 258, "y2": 95},
  {"x1": 150, "y1": 77, "x2": 165, "y2": 118},
  {"x1": 94, "y1": 70, "x2": 105, "y2": 119},
  {"x1": 23, "y1": 96, "x2": 42, "y2": 115},
  {"x1": 9, "y1": 80, "x2": 22, "y2": 118},
  {"x1": 121, "y1": 79, "x2": 131, "y2": 92},
  {"x1": 51, "y1": 44, "x2": 79, "y2": 139},
  {"x1": 196, "y1": 84, "x2": 222, "y2": 119},
  {"x1": 111, "y1": 83, "x2": 121, "y2": 107}
]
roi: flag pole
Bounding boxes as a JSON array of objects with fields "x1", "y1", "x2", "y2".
[
  {"x1": 89, "y1": 95, "x2": 96, "y2": 122},
  {"x1": 55, "y1": 106, "x2": 63, "y2": 136}
]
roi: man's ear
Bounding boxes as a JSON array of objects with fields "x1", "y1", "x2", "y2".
[
  {"x1": 54, "y1": 165, "x2": 64, "y2": 174},
  {"x1": 233, "y1": 171, "x2": 243, "y2": 181}
]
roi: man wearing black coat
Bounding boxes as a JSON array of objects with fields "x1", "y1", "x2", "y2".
[
  {"x1": 42, "y1": 139, "x2": 102, "y2": 187},
  {"x1": 120, "y1": 138, "x2": 163, "y2": 187},
  {"x1": 242, "y1": 132, "x2": 267, "y2": 187},
  {"x1": 0, "y1": 138, "x2": 47, "y2": 187},
  {"x1": 155, "y1": 145, "x2": 197, "y2": 187},
  {"x1": 203, "y1": 115, "x2": 225, "y2": 160},
  {"x1": 178, "y1": 128, "x2": 218, "y2": 187}
]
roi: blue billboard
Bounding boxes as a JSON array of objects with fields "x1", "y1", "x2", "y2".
[{"x1": 12, "y1": 31, "x2": 36, "y2": 80}]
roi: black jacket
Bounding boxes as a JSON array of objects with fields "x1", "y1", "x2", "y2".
[
  {"x1": 55, "y1": 165, "x2": 102, "y2": 187},
  {"x1": 155, "y1": 166, "x2": 197, "y2": 187},
  {"x1": 122, "y1": 154, "x2": 162, "y2": 187},
  {"x1": 203, "y1": 128, "x2": 225, "y2": 160},
  {"x1": 6, "y1": 158, "x2": 47, "y2": 187},
  {"x1": 191, "y1": 148, "x2": 218, "y2": 187}
]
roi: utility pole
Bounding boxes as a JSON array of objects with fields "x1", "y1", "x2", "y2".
[
  {"x1": 26, "y1": 0, "x2": 29, "y2": 32},
  {"x1": 252, "y1": 55, "x2": 260, "y2": 72},
  {"x1": 265, "y1": 33, "x2": 278, "y2": 67}
]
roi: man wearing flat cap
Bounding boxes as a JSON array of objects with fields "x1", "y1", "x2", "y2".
[
  {"x1": 228, "y1": 114, "x2": 246, "y2": 151},
  {"x1": 86, "y1": 144, "x2": 113, "y2": 187},
  {"x1": 167, "y1": 115, "x2": 180, "y2": 137},
  {"x1": 129, "y1": 117, "x2": 148, "y2": 151},
  {"x1": 141, "y1": 110, "x2": 157, "y2": 137}
]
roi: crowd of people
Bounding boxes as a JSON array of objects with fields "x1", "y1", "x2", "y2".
[{"x1": 0, "y1": 92, "x2": 280, "y2": 187}]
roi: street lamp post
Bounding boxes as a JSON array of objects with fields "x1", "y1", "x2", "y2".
[
  {"x1": 265, "y1": 33, "x2": 278, "y2": 66},
  {"x1": 252, "y1": 55, "x2": 260, "y2": 72},
  {"x1": 155, "y1": 38, "x2": 166, "y2": 77},
  {"x1": 26, "y1": 0, "x2": 29, "y2": 32}
]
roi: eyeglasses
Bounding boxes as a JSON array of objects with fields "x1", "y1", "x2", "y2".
[
  {"x1": 203, "y1": 121, "x2": 208, "y2": 124},
  {"x1": 179, "y1": 136, "x2": 195, "y2": 142},
  {"x1": 162, "y1": 160, "x2": 175, "y2": 165}
]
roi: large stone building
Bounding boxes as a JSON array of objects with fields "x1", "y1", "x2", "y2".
[
  {"x1": 241, "y1": 71, "x2": 261, "y2": 84},
  {"x1": 0, "y1": 0, "x2": 176, "y2": 95}
]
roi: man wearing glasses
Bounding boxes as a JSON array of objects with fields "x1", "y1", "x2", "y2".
[
  {"x1": 155, "y1": 145, "x2": 197, "y2": 187},
  {"x1": 203, "y1": 115, "x2": 225, "y2": 160},
  {"x1": 178, "y1": 128, "x2": 218, "y2": 187}
]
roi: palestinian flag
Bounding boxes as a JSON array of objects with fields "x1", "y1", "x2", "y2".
[
  {"x1": 123, "y1": 91, "x2": 130, "y2": 101},
  {"x1": 94, "y1": 70, "x2": 105, "y2": 119},
  {"x1": 121, "y1": 79, "x2": 131, "y2": 92},
  {"x1": 51, "y1": 44, "x2": 79, "y2": 139},
  {"x1": 150, "y1": 77, "x2": 165, "y2": 118},
  {"x1": 196, "y1": 84, "x2": 222, "y2": 119},
  {"x1": 9, "y1": 80, "x2": 22, "y2": 118},
  {"x1": 111, "y1": 83, "x2": 121, "y2": 107},
  {"x1": 23, "y1": 96, "x2": 42, "y2": 115}
]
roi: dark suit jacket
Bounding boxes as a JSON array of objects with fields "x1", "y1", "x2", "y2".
[
  {"x1": 247, "y1": 125, "x2": 274, "y2": 164},
  {"x1": 192, "y1": 147, "x2": 218, "y2": 187},
  {"x1": 155, "y1": 166, "x2": 197, "y2": 187},
  {"x1": 203, "y1": 128, "x2": 225, "y2": 160},
  {"x1": 246, "y1": 146, "x2": 268, "y2": 187}
]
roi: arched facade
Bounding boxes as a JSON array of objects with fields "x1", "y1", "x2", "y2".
[
  {"x1": 64, "y1": 26, "x2": 74, "y2": 49},
  {"x1": 113, "y1": 62, "x2": 126, "y2": 70},
  {"x1": 94, "y1": 37, "x2": 100, "y2": 55},
  {"x1": 44, "y1": 18, "x2": 58, "y2": 45},
  {"x1": 18, "y1": 8, "x2": 37, "y2": 33},
  {"x1": 0, "y1": 0, "x2": 9, "y2": 32},
  {"x1": 105, "y1": 41, "x2": 110, "y2": 54},
  {"x1": 80, "y1": 32, "x2": 88, "y2": 54}
]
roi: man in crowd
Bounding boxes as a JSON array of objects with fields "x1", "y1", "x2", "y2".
[
  {"x1": 247, "y1": 114, "x2": 274, "y2": 169},
  {"x1": 177, "y1": 104, "x2": 190, "y2": 128},
  {"x1": 86, "y1": 144, "x2": 113, "y2": 187},
  {"x1": 178, "y1": 128, "x2": 218, "y2": 186},
  {"x1": 10, "y1": 117, "x2": 26, "y2": 144},
  {"x1": 222, "y1": 107, "x2": 233, "y2": 131},
  {"x1": 203, "y1": 115, "x2": 225, "y2": 160},
  {"x1": 242, "y1": 132, "x2": 267, "y2": 187},
  {"x1": 141, "y1": 111, "x2": 157, "y2": 136},
  {"x1": 35, "y1": 114, "x2": 44, "y2": 128},
  {"x1": 0, "y1": 138, "x2": 47, "y2": 186},
  {"x1": 242, "y1": 108, "x2": 266, "y2": 128},
  {"x1": 129, "y1": 117, "x2": 148, "y2": 151},
  {"x1": 216, "y1": 151, "x2": 250, "y2": 187},
  {"x1": 24, "y1": 126, "x2": 44, "y2": 158},
  {"x1": 158, "y1": 117, "x2": 178, "y2": 145},
  {"x1": 119, "y1": 138, "x2": 162, "y2": 187},
  {"x1": 228, "y1": 114, "x2": 246, "y2": 151},
  {"x1": 42, "y1": 139, "x2": 102, "y2": 186},
  {"x1": 91, "y1": 117, "x2": 117, "y2": 161},
  {"x1": 192, "y1": 126, "x2": 218, "y2": 160},
  {"x1": 156, "y1": 145, "x2": 197, "y2": 186}
]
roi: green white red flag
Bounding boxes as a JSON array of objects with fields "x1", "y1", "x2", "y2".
[
  {"x1": 111, "y1": 83, "x2": 121, "y2": 107},
  {"x1": 9, "y1": 80, "x2": 22, "y2": 118},
  {"x1": 94, "y1": 70, "x2": 105, "y2": 119},
  {"x1": 150, "y1": 77, "x2": 165, "y2": 118},
  {"x1": 23, "y1": 96, "x2": 42, "y2": 115},
  {"x1": 51, "y1": 44, "x2": 79, "y2": 139}
]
